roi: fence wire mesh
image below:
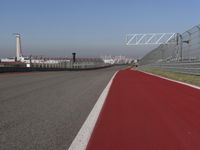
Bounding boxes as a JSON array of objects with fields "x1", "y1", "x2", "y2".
[
  {"x1": 139, "y1": 24, "x2": 200, "y2": 75},
  {"x1": 182, "y1": 25, "x2": 200, "y2": 60}
]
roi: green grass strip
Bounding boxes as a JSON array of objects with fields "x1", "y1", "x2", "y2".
[{"x1": 138, "y1": 67, "x2": 200, "y2": 87}]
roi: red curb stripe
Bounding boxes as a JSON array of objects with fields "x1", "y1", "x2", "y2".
[{"x1": 87, "y1": 69, "x2": 200, "y2": 150}]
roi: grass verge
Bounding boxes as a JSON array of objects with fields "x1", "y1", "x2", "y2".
[{"x1": 137, "y1": 67, "x2": 200, "y2": 87}]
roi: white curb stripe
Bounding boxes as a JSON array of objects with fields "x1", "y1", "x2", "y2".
[
  {"x1": 68, "y1": 71, "x2": 118, "y2": 150},
  {"x1": 137, "y1": 70, "x2": 200, "y2": 90}
]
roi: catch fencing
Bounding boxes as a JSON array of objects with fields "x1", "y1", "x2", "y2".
[{"x1": 139, "y1": 24, "x2": 200, "y2": 75}]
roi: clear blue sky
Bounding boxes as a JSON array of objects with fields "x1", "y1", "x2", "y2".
[{"x1": 0, "y1": 0, "x2": 199, "y2": 58}]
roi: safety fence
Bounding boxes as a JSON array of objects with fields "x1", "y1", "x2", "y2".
[{"x1": 139, "y1": 24, "x2": 200, "y2": 75}]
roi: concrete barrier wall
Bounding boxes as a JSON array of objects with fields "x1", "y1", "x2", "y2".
[{"x1": 0, "y1": 64, "x2": 113, "y2": 73}]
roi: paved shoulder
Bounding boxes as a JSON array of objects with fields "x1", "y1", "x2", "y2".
[{"x1": 0, "y1": 66, "x2": 124, "y2": 150}]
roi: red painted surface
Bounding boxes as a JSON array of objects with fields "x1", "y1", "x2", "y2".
[{"x1": 87, "y1": 69, "x2": 200, "y2": 150}]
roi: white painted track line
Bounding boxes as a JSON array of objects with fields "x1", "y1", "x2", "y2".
[
  {"x1": 68, "y1": 71, "x2": 118, "y2": 150},
  {"x1": 136, "y1": 69, "x2": 200, "y2": 90}
]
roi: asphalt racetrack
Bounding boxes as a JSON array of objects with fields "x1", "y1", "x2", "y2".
[
  {"x1": 87, "y1": 69, "x2": 200, "y2": 150},
  {"x1": 0, "y1": 66, "x2": 124, "y2": 150}
]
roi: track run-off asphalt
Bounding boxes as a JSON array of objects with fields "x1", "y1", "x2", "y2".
[
  {"x1": 0, "y1": 66, "x2": 124, "y2": 150},
  {"x1": 87, "y1": 68, "x2": 200, "y2": 150}
]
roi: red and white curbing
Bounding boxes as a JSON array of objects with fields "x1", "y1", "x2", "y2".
[
  {"x1": 68, "y1": 72, "x2": 118, "y2": 150},
  {"x1": 137, "y1": 69, "x2": 200, "y2": 90}
]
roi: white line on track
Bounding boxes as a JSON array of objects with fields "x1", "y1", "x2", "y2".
[
  {"x1": 137, "y1": 69, "x2": 200, "y2": 90},
  {"x1": 68, "y1": 71, "x2": 118, "y2": 150}
]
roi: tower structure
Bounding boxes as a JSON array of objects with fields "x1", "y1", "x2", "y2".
[{"x1": 14, "y1": 33, "x2": 22, "y2": 61}]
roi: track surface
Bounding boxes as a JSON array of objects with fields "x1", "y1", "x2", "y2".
[
  {"x1": 87, "y1": 69, "x2": 200, "y2": 150},
  {"x1": 0, "y1": 66, "x2": 124, "y2": 150}
]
